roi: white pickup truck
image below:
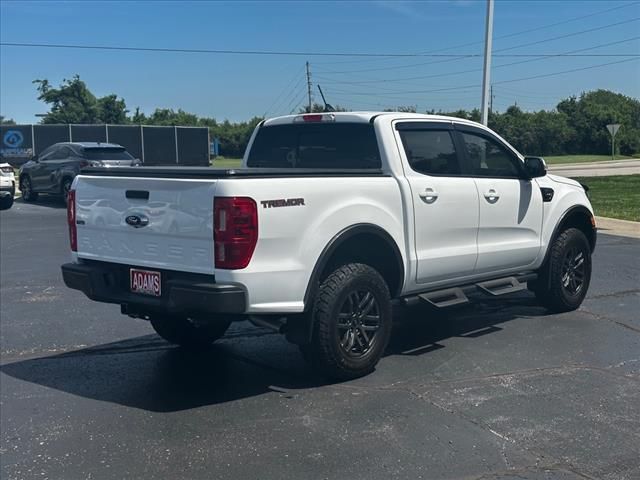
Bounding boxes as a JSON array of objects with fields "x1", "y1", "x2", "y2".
[{"x1": 61, "y1": 112, "x2": 596, "y2": 379}]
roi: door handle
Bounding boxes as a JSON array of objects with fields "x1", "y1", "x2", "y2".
[
  {"x1": 419, "y1": 187, "x2": 438, "y2": 203},
  {"x1": 483, "y1": 189, "x2": 500, "y2": 202}
]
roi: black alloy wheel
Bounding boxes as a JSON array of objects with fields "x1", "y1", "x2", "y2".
[{"x1": 336, "y1": 290, "x2": 381, "y2": 358}]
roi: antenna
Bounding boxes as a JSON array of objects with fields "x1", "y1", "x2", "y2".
[{"x1": 317, "y1": 85, "x2": 335, "y2": 112}]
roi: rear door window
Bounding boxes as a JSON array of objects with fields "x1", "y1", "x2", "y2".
[{"x1": 247, "y1": 123, "x2": 381, "y2": 168}]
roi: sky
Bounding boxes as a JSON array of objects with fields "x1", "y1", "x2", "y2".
[{"x1": 1, "y1": 0, "x2": 639, "y2": 123}]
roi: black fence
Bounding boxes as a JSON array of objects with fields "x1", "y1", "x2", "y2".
[{"x1": 0, "y1": 124, "x2": 210, "y2": 167}]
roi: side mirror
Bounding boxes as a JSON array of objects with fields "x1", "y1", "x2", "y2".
[{"x1": 524, "y1": 156, "x2": 547, "y2": 178}]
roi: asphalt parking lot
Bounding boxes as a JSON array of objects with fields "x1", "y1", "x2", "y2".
[{"x1": 1, "y1": 199, "x2": 639, "y2": 480}]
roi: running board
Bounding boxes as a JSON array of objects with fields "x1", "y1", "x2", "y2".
[
  {"x1": 418, "y1": 288, "x2": 469, "y2": 308},
  {"x1": 404, "y1": 273, "x2": 536, "y2": 309},
  {"x1": 476, "y1": 277, "x2": 527, "y2": 296}
]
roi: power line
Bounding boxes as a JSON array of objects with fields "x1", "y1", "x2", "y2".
[
  {"x1": 487, "y1": 1, "x2": 639, "y2": 42},
  {"x1": 495, "y1": 17, "x2": 640, "y2": 53},
  {"x1": 263, "y1": 65, "x2": 305, "y2": 117},
  {"x1": 268, "y1": 74, "x2": 306, "y2": 116},
  {"x1": 317, "y1": 57, "x2": 640, "y2": 98},
  {"x1": 314, "y1": 16, "x2": 640, "y2": 75},
  {"x1": 495, "y1": 57, "x2": 640, "y2": 86},
  {"x1": 0, "y1": 42, "x2": 613, "y2": 58},
  {"x1": 313, "y1": 1, "x2": 640, "y2": 66},
  {"x1": 289, "y1": 90, "x2": 309, "y2": 114},
  {"x1": 0, "y1": 40, "x2": 640, "y2": 59},
  {"x1": 313, "y1": 37, "x2": 640, "y2": 87},
  {"x1": 284, "y1": 87, "x2": 307, "y2": 115}
]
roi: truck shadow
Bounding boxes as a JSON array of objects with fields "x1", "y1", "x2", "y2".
[
  {"x1": 1, "y1": 293, "x2": 549, "y2": 413},
  {"x1": 14, "y1": 196, "x2": 66, "y2": 209}
]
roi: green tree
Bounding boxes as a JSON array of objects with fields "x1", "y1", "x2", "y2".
[
  {"x1": 0, "y1": 115, "x2": 16, "y2": 125},
  {"x1": 146, "y1": 108, "x2": 199, "y2": 126},
  {"x1": 384, "y1": 106, "x2": 417, "y2": 113},
  {"x1": 33, "y1": 75, "x2": 99, "y2": 124},
  {"x1": 34, "y1": 75, "x2": 129, "y2": 125},
  {"x1": 558, "y1": 90, "x2": 640, "y2": 155},
  {"x1": 130, "y1": 107, "x2": 147, "y2": 124},
  {"x1": 299, "y1": 102, "x2": 348, "y2": 113},
  {"x1": 97, "y1": 94, "x2": 128, "y2": 124}
]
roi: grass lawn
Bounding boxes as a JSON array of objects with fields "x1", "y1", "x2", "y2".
[
  {"x1": 210, "y1": 156, "x2": 242, "y2": 168},
  {"x1": 573, "y1": 175, "x2": 640, "y2": 222},
  {"x1": 545, "y1": 154, "x2": 634, "y2": 165}
]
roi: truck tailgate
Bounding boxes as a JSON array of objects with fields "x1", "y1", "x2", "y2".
[{"x1": 75, "y1": 175, "x2": 216, "y2": 275}]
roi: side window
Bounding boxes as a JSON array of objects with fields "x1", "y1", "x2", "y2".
[
  {"x1": 38, "y1": 146, "x2": 54, "y2": 161},
  {"x1": 45, "y1": 147, "x2": 66, "y2": 161},
  {"x1": 399, "y1": 130, "x2": 460, "y2": 175},
  {"x1": 41, "y1": 147, "x2": 59, "y2": 161},
  {"x1": 459, "y1": 132, "x2": 521, "y2": 177},
  {"x1": 58, "y1": 147, "x2": 72, "y2": 159}
]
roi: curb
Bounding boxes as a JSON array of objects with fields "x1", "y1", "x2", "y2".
[{"x1": 596, "y1": 216, "x2": 640, "y2": 240}]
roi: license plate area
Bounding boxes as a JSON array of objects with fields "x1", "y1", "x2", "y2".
[{"x1": 130, "y1": 268, "x2": 162, "y2": 297}]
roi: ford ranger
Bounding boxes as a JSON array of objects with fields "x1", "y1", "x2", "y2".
[{"x1": 61, "y1": 112, "x2": 596, "y2": 379}]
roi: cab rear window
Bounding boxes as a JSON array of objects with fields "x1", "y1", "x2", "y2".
[{"x1": 247, "y1": 123, "x2": 381, "y2": 169}]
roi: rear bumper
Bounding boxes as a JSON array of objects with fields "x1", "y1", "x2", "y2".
[{"x1": 61, "y1": 262, "x2": 247, "y2": 316}]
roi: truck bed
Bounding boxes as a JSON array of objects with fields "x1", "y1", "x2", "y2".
[{"x1": 80, "y1": 166, "x2": 388, "y2": 179}]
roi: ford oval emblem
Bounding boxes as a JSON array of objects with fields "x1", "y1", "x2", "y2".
[{"x1": 125, "y1": 214, "x2": 149, "y2": 228}]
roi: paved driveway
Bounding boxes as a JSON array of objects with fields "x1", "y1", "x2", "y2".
[
  {"x1": 549, "y1": 159, "x2": 640, "y2": 177},
  {"x1": 1, "y1": 200, "x2": 639, "y2": 480}
]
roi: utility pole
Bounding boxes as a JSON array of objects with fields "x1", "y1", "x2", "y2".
[
  {"x1": 480, "y1": 0, "x2": 494, "y2": 126},
  {"x1": 306, "y1": 61, "x2": 312, "y2": 113}
]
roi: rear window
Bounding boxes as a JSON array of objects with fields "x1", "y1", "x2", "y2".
[
  {"x1": 247, "y1": 123, "x2": 381, "y2": 169},
  {"x1": 83, "y1": 148, "x2": 134, "y2": 161}
]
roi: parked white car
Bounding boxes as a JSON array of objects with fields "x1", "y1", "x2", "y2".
[
  {"x1": 61, "y1": 112, "x2": 596, "y2": 379},
  {"x1": 0, "y1": 162, "x2": 16, "y2": 197}
]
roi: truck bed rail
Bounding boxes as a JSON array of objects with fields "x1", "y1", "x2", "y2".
[{"x1": 80, "y1": 166, "x2": 388, "y2": 179}]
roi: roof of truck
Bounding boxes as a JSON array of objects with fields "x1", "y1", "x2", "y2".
[{"x1": 263, "y1": 111, "x2": 483, "y2": 127}]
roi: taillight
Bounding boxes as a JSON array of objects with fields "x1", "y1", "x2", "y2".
[
  {"x1": 213, "y1": 197, "x2": 258, "y2": 269},
  {"x1": 67, "y1": 190, "x2": 77, "y2": 252}
]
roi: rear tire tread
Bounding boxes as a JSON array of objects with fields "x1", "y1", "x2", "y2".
[{"x1": 305, "y1": 263, "x2": 392, "y2": 380}]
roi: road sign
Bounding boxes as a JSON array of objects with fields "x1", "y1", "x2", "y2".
[
  {"x1": 606, "y1": 124, "x2": 621, "y2": 160},
  {"x1": 606, "y1": 124, "x2": 621, "y2": 137}
]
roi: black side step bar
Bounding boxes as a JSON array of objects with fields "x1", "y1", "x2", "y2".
[
  {"x1": 402, "y1": 273, "x2": 536, "y2": 309},
  {"x1": 476, "y1": 277, "x2": 527, "y2": 296},
  {"x1": 419, "y1": 288, "x2": 469, "y2": 308}
]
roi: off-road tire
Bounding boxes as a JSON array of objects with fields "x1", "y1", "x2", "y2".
[
  {"x1": 20, "y1": 176, "x2": 38, "y2": 202},
  {"x1": 303, "y1": 263, "x2": 392, "y2": 380},
  {"x1": 533, "y1": 228, "x2": 592, "y2": 313},
  {"x1": 150, "y1": 315, "x2": 232, "y2": 348}
]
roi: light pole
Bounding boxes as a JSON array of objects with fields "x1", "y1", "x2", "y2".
[{"x1": 480, "y1": 0, "x2": 494, "y2": 126}]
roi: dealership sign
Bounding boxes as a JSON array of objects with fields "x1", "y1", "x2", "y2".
[{"x1": 1, "y1": 129, "x2": 33, "y2": 157}]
